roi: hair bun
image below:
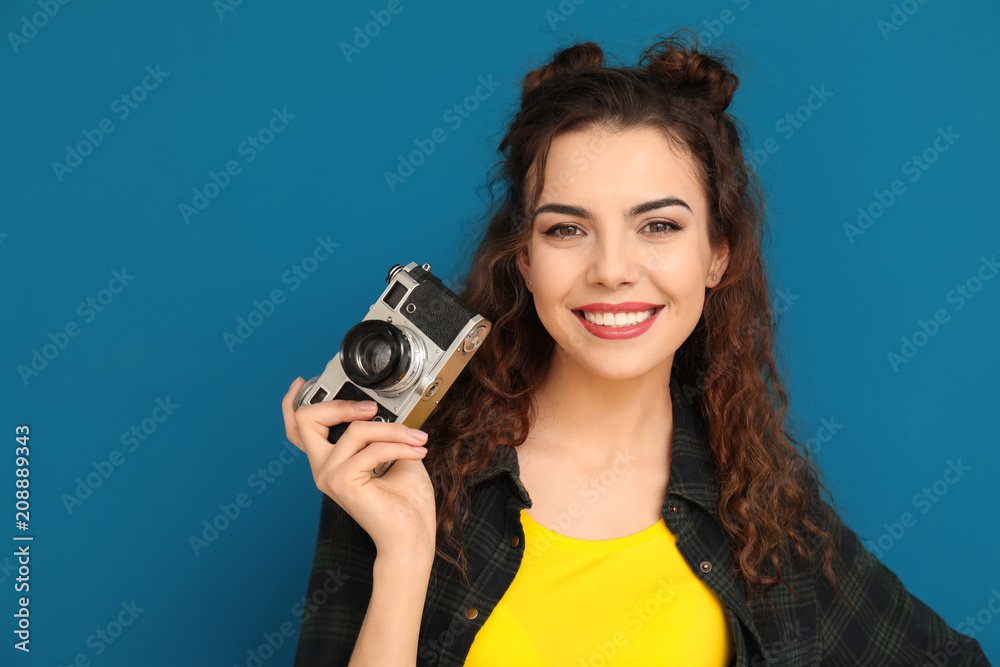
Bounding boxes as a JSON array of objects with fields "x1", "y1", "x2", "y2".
[
  {"x1": 521, "y1": 42, "x2": 604, "y2": 106},
  {"x1": 640, "y1": 31, "x2": 739, "y2": 115}
]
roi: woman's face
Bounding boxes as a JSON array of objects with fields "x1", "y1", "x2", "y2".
[{"x1": 517, "y1": 124, "x2": 729, "y2": 381}]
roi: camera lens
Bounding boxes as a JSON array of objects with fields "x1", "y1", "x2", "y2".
[
  {"x1": 356, "y1": 333, "x2": 393, "y2": 375},
  {"x1": 340, "y1": 320, "x2": 421, "y2": 392}
]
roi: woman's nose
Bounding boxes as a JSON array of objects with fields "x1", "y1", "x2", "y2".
[{"x1": 586, "y1": 236, "x2": 639, "y2": 288}]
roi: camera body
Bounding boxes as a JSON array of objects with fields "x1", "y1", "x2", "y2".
[{"x1": 293, "y1": 262, "x2": 490, "y2": 476}]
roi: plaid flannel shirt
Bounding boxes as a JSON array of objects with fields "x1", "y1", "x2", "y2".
[{"x1": 293, "y1": 369, "x2": 990, "y2": 666}]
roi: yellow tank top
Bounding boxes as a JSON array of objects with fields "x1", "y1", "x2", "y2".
[{"x1": 464, "y1": 508, "x2": 735, "y2": 666}]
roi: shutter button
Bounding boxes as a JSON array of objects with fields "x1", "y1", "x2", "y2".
[
  {"x1": 466, "y1": 607, "x2": 479, "y2": 620},
  {"x1": 700, "y1": 561, "x2": 712, "y2": 573}
]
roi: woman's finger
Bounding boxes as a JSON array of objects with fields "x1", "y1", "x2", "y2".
[
  {"x1": 317, "y1": 442, "x2": 429, "y2": 508},
  {"x1": 293, "y1": 398, "x2": 377, "y2": 443},
  {"x1": 313, "y1": 421, "x2": 427, "y2": 488},
  {"x1": 325, "y1": 420, "x2": 428, "y2": 462},
  {"x1": 280, "y1": 377, "x2": 306, "y2": 443},
  {"x1": 339, "y1": 441, "x2": 428, "y2": 480}
]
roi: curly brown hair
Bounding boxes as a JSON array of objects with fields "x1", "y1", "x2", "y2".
[{"x1": 420, "y1": 28, "x2": 848, "y2": 609}]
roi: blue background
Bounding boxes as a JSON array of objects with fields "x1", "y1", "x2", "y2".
[{"x1": 2, "y1": 0, "x2": 998, "y2": 664}]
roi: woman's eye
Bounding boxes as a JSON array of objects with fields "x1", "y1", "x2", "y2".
[
  {"x1": 643, "y1": 220, "x2": 682, "y2": 234},
  {"x1": 544, "y1": 224, "x2": 581, "y2": 237}
]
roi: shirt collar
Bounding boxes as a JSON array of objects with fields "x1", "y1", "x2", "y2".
[{"x1": 463, "y1": 366, "x2": 722, "y2": 518}]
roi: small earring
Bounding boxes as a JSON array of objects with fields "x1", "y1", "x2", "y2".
[
  {"x1": 711, "y1": 274, "x2": 717, "y2": 281},
  {"x1": 528, "y1": 279, "x2": 532, "y2": 287}
]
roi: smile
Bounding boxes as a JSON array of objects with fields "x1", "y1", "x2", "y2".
[
  {"x1": 579, "y1": 308, "x2": 656, "y2": 327},
  {"x1": 571, "y1": 306, "x2": 664, "y2": 340}
]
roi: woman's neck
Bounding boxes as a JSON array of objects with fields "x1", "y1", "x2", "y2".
[{"x1": 525, "y1": 349, "x2": 675, "y2": 472}]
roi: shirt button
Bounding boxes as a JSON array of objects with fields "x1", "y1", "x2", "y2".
[
  {"x1": 700, "y1": 561, "x2": 712, "y2": 573},
  {"x1": 510, "y1": 534, "x2": 520, "y2": 548},
  {"x1": 465, "y1": 607, "x2": 479, "y2": 620},
  {"x1": 668, "y1": 504, "x2": 679, "y2": 514}
]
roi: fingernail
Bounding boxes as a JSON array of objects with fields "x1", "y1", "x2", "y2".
[
  {"x1": 356, "y1": 400, "x2": 377, "y2": 411},
  {"x1": 409, "y1": 428, "x2": 428, "y2": 441},
  {"x1": 414, "y1": 446, "x2": 428, "y2": 453}
]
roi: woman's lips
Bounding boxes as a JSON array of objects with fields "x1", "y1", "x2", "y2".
[
  {"x1": 574, "y1": 301, "x2": 659, "y2": 313},
  {"x1": 572, "y1": 306, "x2": 663, "y2": 340}
]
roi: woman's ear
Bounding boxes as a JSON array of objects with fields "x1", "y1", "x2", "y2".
[
  {"x1": 709, "y1": 242, "x2": 730, "y2": 286},
  {"x1": 516, "y1": 250, "x2": 531, "y2": 289}
]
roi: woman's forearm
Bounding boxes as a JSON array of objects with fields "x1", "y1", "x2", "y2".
[{"x1": 348, "y1": 550, "x2": 435, "y2": 667}]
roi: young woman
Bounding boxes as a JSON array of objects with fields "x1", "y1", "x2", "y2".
[{"x1": 280, "y1": 31, "x2": 990, "y2": 667}]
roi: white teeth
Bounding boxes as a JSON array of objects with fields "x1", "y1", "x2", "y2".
[{"x1": 581, "y1": 308, "x2": 656, "y2": 328}]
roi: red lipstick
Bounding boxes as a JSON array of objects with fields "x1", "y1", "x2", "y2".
[
  {"x1": 571, "y1": 303, "x2": 663, "y2": 340},
  {"x1": 574, "y1": 301, "x2": 659, "y2": 312}
]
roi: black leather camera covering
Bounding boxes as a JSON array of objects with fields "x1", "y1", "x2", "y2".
[
  {"x1": 326, "y1": 382, "x2": 399, "y2": 444},
  {"x1": 401, "y1": 265, "x2": 478, "y2": 350}
]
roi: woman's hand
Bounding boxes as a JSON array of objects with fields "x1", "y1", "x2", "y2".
[{"x1": 281, "y1": 377, "x2": 438, "y2": 561}]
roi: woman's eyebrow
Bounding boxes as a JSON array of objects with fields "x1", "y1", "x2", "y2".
[{"x1": 532, "y1": 196, "x2": 693, "y2": 221}]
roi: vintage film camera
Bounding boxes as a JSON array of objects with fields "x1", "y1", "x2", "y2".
[{"x1": 292, "y1": 262, "x2": 491, "y2": 477}]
